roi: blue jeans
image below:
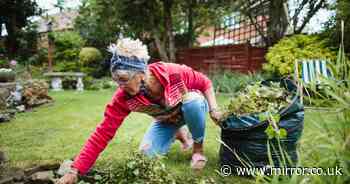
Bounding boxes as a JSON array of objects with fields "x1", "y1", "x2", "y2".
[{"x1": 139, "y1": 92, "x2": 208, "y2": 157}]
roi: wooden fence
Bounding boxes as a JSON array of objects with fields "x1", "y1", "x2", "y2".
[{"x1": 176, "y1": 43, "x2": 267, "y2": 74}]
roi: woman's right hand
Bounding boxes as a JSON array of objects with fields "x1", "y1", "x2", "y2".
[
  {"x1": 56, "y1": 173, "x2": 78, "y2": 184},
  {"x1": 209, "y1": 109, "x2": 223, "y2": 126}
]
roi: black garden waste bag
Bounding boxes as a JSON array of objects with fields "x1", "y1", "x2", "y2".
[{"x1": 219, "y1": 78, "x2": 304, "y2": 175}]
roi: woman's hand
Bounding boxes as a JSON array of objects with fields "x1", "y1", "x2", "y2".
[
  {"x1": 56, "y1": 173, "x2": 78, "y2": 184},
  {"x1": 209, "y1": 109, "x2": 223, "y2": 126},
  {"x1": 203, "y1": 87, "x2": 222, "y2": 126}
]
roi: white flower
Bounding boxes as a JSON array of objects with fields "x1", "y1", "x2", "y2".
[{"x1": 108, "y1": 38, "x2": 150, "y2": 61}]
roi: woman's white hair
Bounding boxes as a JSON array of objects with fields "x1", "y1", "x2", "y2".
[{"x1": 107, "y1": 38, "x2": 150, "y2": 61}]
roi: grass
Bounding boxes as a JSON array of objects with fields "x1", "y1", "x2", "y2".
[{"x1": 0, "y1": 89, "x2": 347, "y2": 183}]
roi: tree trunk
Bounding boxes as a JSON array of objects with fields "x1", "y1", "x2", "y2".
[
  {"x1": 47, "y1": 33, "x2": 54, "y2": 72},
  {"x1": 153, "y1": 32, "x2": 169, "y2": 62},
  {"x1": 187, "y1": 0, "x2": 196, "y2": 47},
  {"x1": 5, "y1": 15, "x2": 19, "y2": 58},
  {"x1": 163, "y1": 0, "x2": 176, "y2": 62},
  {"x1": 267, "y1": 0, "x2": 288, "y2": 46}
]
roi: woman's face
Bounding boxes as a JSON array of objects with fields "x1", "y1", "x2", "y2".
[{"x1": 112, "y1": 71, "x2": 144, "y2": 96}]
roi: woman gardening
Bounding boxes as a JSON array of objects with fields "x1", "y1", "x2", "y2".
[{"x1": 58, "y1": 38, "x2": 223, "y2": 184}]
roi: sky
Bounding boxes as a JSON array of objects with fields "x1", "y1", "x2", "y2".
[
  {"x1": 0, "y1": 0, "x2": 335, "y2": 36},
  {"x1": 35, "y1": 0, "x2": 81, "y2": 15},
  {"x1": 34, "y1": 0, "x2": 334, "y2": 33},
  {"x1": 308, "y1": 9, "x2": 334, "y2": 33}
]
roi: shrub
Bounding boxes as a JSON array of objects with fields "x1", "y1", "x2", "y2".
[
  {"x1": 27, "y1": 48, "x2": 48, "y2": 66},
  {"x1": 263, "y1": 34, "x2": 336, "y2": 76},
  {"x1": 54, "y1": 62, "x2": 80, "y2": 72},
  {"x1": 52, "y1": 31, "x2": 85, "y2": 72},
  {"x1": 84, "y1": 77, "x2": 115, "y2": 91},
  {"x1": 81, "y1": 152, "x2": 218, "y2": 184},
  {"x1": 102, "y1": 80, "x2": 114, "y2": 89},
  {"x1": 83, "y1": 76, "x2": 96, "y2": 90},
  {"x1": 0, "y1": 59, "x2": 9, "y2": 68},
  {"x1": 79, "y1": 47, "x2": 103, "y2": 66},
  {"x1": 209, "y1": 71, "x2": 264, "y2": 94},
  {"x1": 52, "y1": 31, "x2": 85, "y2": 53},
  {"x1": 0, "y1": 68, "x2": 15, "y2": 82},
  {"x1": 28, "y1": 65, "x2": 45, "y2": 79},
  {"x1": 79, "y1": 47, "x2": 103, "y2": 76}
]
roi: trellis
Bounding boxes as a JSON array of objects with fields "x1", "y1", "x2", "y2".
[{"x1": 213, "y1": 0, "x2": 270, "y2": 47}]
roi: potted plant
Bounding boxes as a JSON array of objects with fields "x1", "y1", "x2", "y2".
[{"x1": 0, "y1": 68, "x2": 16, "y2": 82}]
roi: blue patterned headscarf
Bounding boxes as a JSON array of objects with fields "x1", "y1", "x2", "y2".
[
  {"x1": 110, "y1": 54, "x2": 147, "y2": 73},
  {"x1": 108, "y1": 38, "x2": 149, "y2": 73}
]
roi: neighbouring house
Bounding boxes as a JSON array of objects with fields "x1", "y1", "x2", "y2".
[
  {"x1": 197, "y1": 14, "x2": 268, "y2": 47},
  {"x1": 196, "y1": 1, "x2": 269, "y2": 48},
  {"x1": 35, "y1": 10, "x2": 79, "y2": 48}
]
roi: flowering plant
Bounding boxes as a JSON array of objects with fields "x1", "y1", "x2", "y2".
[
  {"x1": 0, "y1": 68, "x2": 13, "y2": 73},
  {"x1": 10, "y1": 60, "x2": 17, "y2": 67},
  {"x1": 0, "y1": 68, "x2": 15, "y2": 82}
]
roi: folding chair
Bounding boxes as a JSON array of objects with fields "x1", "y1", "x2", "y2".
[
  {"x1": 301, "y1": 59, "x2": 331, "y2": 84},
  {"x1": 294, "y1": 59, "x2": 332, "y2": 104}
]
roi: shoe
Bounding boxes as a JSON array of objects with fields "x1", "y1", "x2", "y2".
[{"x1": 190, "y1": 153, "x2": 207, "y2": 170}]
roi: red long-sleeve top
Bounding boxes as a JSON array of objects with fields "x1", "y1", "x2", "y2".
[{"x1": 72, "y1": 62, "x2": 212, "y2": 175}]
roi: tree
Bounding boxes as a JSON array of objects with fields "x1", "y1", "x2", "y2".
[
  {"x1": 0, "y1": 0, "x2": 41, "y2": 58},
  {"x1": 177, "y1": 0, "x2": 234, "y2": 47},
  {"x1": 289, "y1": 0, "x2": 328, "y2": 34},
  {"x1": 75, "y1": 0, "x2": 233, "y2": 62},
  {"x1": 54, "y1": 0, "x2": 66, "y2": 12},
  {"x1": 74, "y1": 0, "x2": 122, "y2": 51},
  {"x1": 237, "y1": 0, "x2": 328, "y2": 46},
  {"x1": 321, "y1": 0, "x2": 350, "y2": 54}
]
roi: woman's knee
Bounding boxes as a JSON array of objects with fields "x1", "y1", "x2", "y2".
[
  {"x1": 139, "y1": 138, "x2": 172, "y2": 157},
  {"x1": 139, "y1": 142, "x2": 154, "y2": 157}
]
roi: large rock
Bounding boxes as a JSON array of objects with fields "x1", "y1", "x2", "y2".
[
  {"x1": 0, "y1": 83, "x2": 17, "y2": 122},
  {"x1": 22, "y1": 80, "x2": 53, "y2": 108},
  {"x1": 0, "y1": 82, "x2": 16, "y2": 110},
  {"x1": 29, "y1": 170, "x2": 55, "y2": 183}
]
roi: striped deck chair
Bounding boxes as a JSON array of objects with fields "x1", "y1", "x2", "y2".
[
  {"x1": 293, "y1": 59, "x2": 331, "y2": 104},
  {"x1": 301, "y1": 59, "x2": 331, "y2": 84}
]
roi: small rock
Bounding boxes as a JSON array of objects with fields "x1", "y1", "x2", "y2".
[
  {"x1": 0, "y1": 112, "x2": 11, "y2": 123},
  {"x1": 13, "y1": 170, "x2": 25, "y2": 181},
  {"x1": 57, "y1": 160, "x2": 74, "y2": 176},
  {"x1": 30, "y1": 170, "x2": 54, "y2": 181},
  {"x1": 15, "y1": 105, "x2": 25, "y2": 112}
]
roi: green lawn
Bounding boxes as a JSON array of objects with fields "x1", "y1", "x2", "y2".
[{"x1": 0, "y1": 89, "x2": 344, "y2": 183}]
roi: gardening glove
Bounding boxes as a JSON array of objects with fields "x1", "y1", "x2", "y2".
[{"x1": 56, "y1": 172, "x2": 78, "y2": 184}]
